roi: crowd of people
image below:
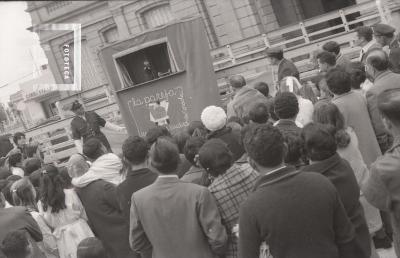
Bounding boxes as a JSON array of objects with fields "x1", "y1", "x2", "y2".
[{"x1": 0, "y1": 23, "x2": 400, "y2": 258}]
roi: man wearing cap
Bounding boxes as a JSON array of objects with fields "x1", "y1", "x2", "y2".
[
  {"x1": 374, "y1": 23, "x2": 400, "y2": 73},
  {"x1": 355, "y1": 26, "x2": 382, "y2": 63},
  {"x1": 70, "y1": 100, "x2": 125, "y2": 153},
  {"x1": 322, "y1": 41, "x2": 352, "y2": 70},
  {"x1": 363, "y1": 88, "x2": 400, "y2": 257},
  {"x1": 266, "y1": 47, "x2": 299, "y2": 86}
]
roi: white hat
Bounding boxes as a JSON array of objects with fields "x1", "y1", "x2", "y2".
[{"x1": 201, "y1": 106, "x2": 227, "y2": 132}]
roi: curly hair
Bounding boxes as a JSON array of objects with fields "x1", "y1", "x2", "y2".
[
  {"x1": 274, "y1": 92, "x2": 299, "y2": 119},
  {"x1": 40, "y1": 164, "x2": 67, "y2": 213},
  {"x1": 198, "y1": 139, "x2": 233, "y2": 178},
  {"x1": 243, "y1": 123, "x2": 284, "y2": 167}
]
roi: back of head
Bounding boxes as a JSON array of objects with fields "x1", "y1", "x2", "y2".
[
  {"x1": 322, "y1": 41, "x2": 341, "y2": 55},
  {"x1": 249, "y1": 102, "x2": 270, "y2": 124},
  {"x1": 229, "y1": 75, "x2": 246, "y2": 89},
  {"x1": 83, "y1": 138, "x2": 105, "y2": 161},
  {"x1": 77, "y1": 237, "x2": 107, "y2": 258},
  {"x1": 201, "y1": 106, "x2": 227, "y2": 132},
  {"x1": 317, "y1": 51, "x2": 336, "y2": 66},
  {"x1": 326, "y1": 67, "x2": 351, "y2": 95},
  {"x1": 1, "y1": 230, "x2": 31, "y2": 258},
  {"x1": 145, "y1": 126, "x2": 171, "y2": 145},
  {"x1": 313, "y1": 101, "x2": 345, "y2": 131},
  {"x1": 2, "y1": 176, "x2": 21, "y2": 206},
  {"x1": 301, "y1": 123, "x2": 337, "y2": 161},
  {"x1": 366, "y1": 49, "x2": 389, "y2": 72},
  {"x1": 186, "y1": 121, "x2": 207, "y2": 137},
  {"x1": 243, "y1": 123, "x2": 285, "y2": 168},
  {"x1": 149, "y1": 137, "x2": 180, "y2": 174},
  {"x1": 10, "y1": 178, "x2": 36, "y2": 208},
  {"x1": 254, "y1": 81, "x2": 269, "y2": 97},
  {"x1": 378, "y1": 88, "x2": 400, "y2": 126},
  {"x1": 122, "y1": 136, "x2": 149, "y2": 165},
  {"x1": 199, "y1": 139, "x2": 233, "y2": 178},
  {"x1": 274, "y1": 92, "x2": 299, "y2": 119},
  {"x1": 184, "y1": 136, "x2": 206, "y2": 166},
  {"x1": 40, "y1": 164, "x2": 66, "y2": 213},
  {"x1": 356, "y1": 26, "x2": 373, "y2": 42},
  {"x1": 173, "y1": 131, "x2": 190, "y2": 154},
  {"x1": 283, "y1": 132, "x2": 304, "y2": 166},
  {"x1": 67, "y1": 154, "x2": 89, "y2": 178},
  {"x1": 346, "y1": 62, "x2": 366, "y2": 90},
  {"x1": 8, "y1": 153, "x2": 22, "y2": 168},
  {"x1": 24, "y1": 158, "x2": 41, "y2": 176}
]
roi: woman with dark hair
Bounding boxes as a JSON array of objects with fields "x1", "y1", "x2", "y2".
[
  {"x1": 301, "y1": 123, "x2": 371, "y2": 258},
  {"x1": 11, "y1": 178, "x2": 58, "y2": 258},
  {"x1": 38, "y1": 164, "x2": 94, "y2": 258},
  {"x1": 181, "y1": 136, "x2": 210, "y2": 186},
  {"x1": 313, "y1": 102, "x2": 383, "y2": 254},
  {"x1": 199, "y1": 139, "x2": 259, "y2": 258}
]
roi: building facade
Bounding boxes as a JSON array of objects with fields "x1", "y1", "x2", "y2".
[{"x1": 26, "y1": 0, "x2": 398, "y2": 112}]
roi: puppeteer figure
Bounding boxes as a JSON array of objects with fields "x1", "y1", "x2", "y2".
[
  {"x1": 70, "y1": 100, "x2": 125, "y2": 153},
  {"x1": 143, "y1": 60, "x2": 158, "y2": 82}
]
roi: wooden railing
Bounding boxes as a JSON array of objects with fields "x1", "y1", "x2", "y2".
[{"x1": 15, "y1": 0, "x2": 400, "y2": 165}]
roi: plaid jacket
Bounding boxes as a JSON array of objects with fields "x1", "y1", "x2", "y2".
[{"x1": 209, "y1": 163, "x2": 259, "y2": 258}]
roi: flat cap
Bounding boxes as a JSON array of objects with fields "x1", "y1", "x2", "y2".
[
  {"x1": 266, "y1": 47, "x2": 283, "y2": 56},
  {"x1": 373, "y1": 23, "x2": 395, "y2": 36}
]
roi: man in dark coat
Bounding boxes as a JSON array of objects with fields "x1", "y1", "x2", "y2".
[
  {"x1": 201, "y1": 106, "x2": 244, "y2": 161},
  {"x1": 76, "y1": 138, "x2": 137, "y2": 258},
  {"x1": 117, "y1": 136, "x2": 158, "y2": 219},
  {"x1": 70, "y1": 100, "x2": 124, "y2": 153},
  {"x1": 266, "y1": 47, "x2": 299, "y2": 85},
  {"x1": 373, "y1": 23, "x2": 400, "y2": 73},
  {"x1": 301, "y1": 123, "x2": 371, "y2": 258},
  {"x1": 239, "y1": 123, "x2": 358, "y2": 257}
]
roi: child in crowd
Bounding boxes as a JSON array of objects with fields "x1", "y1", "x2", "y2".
[
  {"x1": 38, "y1": 164, "x2": 94, "y2": 258},
  {"x1": 11, "y1": 178, "x2": 58, "y2": 258}
]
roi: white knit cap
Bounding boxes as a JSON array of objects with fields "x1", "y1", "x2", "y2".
[{"x1": 201, "y1": 105, "x2": 227, "y2": 131}]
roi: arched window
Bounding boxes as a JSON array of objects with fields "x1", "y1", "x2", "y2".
[{"x1": 142, "y1": 4, "x2": 173, "y2": 29}]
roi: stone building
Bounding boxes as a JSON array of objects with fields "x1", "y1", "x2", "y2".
[{"x1": 26, "y1": 0, "x2": 399, "y2": 111}]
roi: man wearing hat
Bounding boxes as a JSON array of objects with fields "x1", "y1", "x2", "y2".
[
  {"x1": 266, "y1": 47, "x2": 299, "y2": 86},
  {"x1": 70, "y1": 100, "x2": 125, "y2": 153},
  {"x1": 374, "y1": 23, "x2": 400, "y2": 73}
]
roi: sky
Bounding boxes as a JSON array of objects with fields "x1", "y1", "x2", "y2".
[{"x1": 0, "y1": 1, "x2": 47, "y2": 104}]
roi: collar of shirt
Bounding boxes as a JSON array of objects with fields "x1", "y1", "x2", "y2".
[
  {"x1": 158, "y1": 175, "x2": 179, "y2": 178},
  {"x1": 361, "y1": 40, "x2": 377, "y2": 53}
]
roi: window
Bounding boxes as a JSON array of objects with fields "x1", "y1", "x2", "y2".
[
  {"x1": 142, "y1": 4, "x2": 173, "y2": 29},
  {"x1": 115, "y1": 41, "x2": 178, "y2": 88},
  {"x1": 102, "y1": 26, "x2": 119, "y2": 44}
]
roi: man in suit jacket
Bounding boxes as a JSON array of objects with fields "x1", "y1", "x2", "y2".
[
  {"x1": 130, "y1": 138, "x2": 227, "y2": 258},
  {"x1": 365, "y1": 49, "x2": 400, "y2": 153},
  {"x1": 117, "y1": 136, "x2": 158, "y2": 219},
  {"x1": 355, "y1": 26, "x2": 382, "y2": 63},
  {"x1": 266, "y1": 47, "x2": 300, "y2": 84}
]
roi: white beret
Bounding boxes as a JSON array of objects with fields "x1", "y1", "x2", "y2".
[{"x1": 201, "y1": 106, "x2": 227, "y2": 132}]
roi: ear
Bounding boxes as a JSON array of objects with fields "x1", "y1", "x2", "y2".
[
  {"x1": 282, "y1": 142, "x2": 288, "y2": 160},
  {"x1": 194, "y1": 154, "x2": 201, "y2": 167},
  {"x1": 382, "y1": 116, "x2": 393, "y2": 131},
  {"x1": 247, "y1": 156, "x2": 259, "y2": 172}
]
